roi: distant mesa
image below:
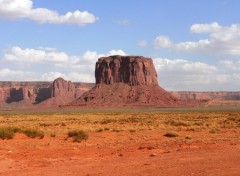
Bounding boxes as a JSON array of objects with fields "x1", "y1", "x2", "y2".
[
  {"x1": 0, "y1": 77, "x2": 94, "y2": 109},
  {"x1": 69, "y1": 55, "x2": 181, "y2": 107}
]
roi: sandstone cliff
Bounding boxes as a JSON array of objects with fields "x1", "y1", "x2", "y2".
[
  {"x1": 0, "y1": 78, "x2": 94, "y2": 109},
  {"x1": 95, "y1": 55, "x2": 158, "y2": 86},
  {"x1": 51, "y1": 77, "x2": 76, "y2": 98},
  {"x1": 70, "y1": 56, "x2": 181, "y2": 107}
]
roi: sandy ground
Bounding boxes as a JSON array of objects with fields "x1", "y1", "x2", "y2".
[{"x1": 1, "y1": 128, "x2": 240, "y2": 176}]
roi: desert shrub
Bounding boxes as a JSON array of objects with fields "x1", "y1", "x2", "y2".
[
  {"x1": 209, "y1": 129, "x2": 218, "y2": 134},
  {"x1": 100, "y1": 119, "x2": 117, "y2": 124},
  {"x1": 68, "y1": 130, "x2": 88, "y2": 142},
  {"x1": 11, "y1": 127, "x2": 23, "y2": 133},
  {"x1": 164, "y1": 132, "x2": 179, "y2": 138},
  {"x1": 96, "y1": 128, "x2": 103, "y2": 132},
  {"x1": 193, "y1": 122, "x2": 204, "y2": 126},
  {"x1": 23, "y1": 129, "x2": 44, "y2": 139},
  {"x1": 61, "y1": 123, "x2": 67, "y2": 126},
  {"x1": 0, "y1": 127, "x2": 15, "y2": 139},
  {"x1": 112, "y1": 128, "x2": 120, "y2": 132},
  {"x1": 50, "y1": 133, "x2": 56, "y2": 138},
  {"x1": 39, "y1": 123, "x2": 52, "y2": 127},
  {"x1": 129, "y1": 129, "x2": 136, "y2": 133},
  {"x1": 185, "y1": 135, "x2": 192, "y2": 140}
]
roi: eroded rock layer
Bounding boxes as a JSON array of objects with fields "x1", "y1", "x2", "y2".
[
  {"x1": 70, "y1": 56, "x2": 181, "y2": 107},
  {"x1": 95, "y1": 56, "x2": 158, "y2": 86},
  {"x1": 0, "y1": 78, "x2": 94, "y2": 109}
]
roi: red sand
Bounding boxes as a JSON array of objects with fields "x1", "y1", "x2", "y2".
[{"x1": 1, "y1": 130, "x2": 240, "y2": 176}]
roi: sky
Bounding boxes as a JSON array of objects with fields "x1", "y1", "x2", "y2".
[{"x1": 0, "y1": 0, "x2": 240, "y2": 91}]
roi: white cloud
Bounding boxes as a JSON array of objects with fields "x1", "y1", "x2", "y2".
[
  {"x1": 1, "y1": 46, "x2": 126, "y2": 83},
  {"x1": 153, "y1": 58, "x2": 240, "y2": 91},
  {"x1": 190, "y1": 22, "x2": 221, "y2": 33},
  {"x1": 107, "y1": 50, "x2": 126, "y2": 56},
  {"x1": 220, "y1": 60, "x2": 240, "y2": 71},
  {"x1": 137, "y1": 40, "x2": 147, "y2": 47},
  {"x1": 0, "y1": 0, "x2": 98, "y2": 25},
  {"x1": 0, "y1": 68, "x2": 38, "y2": 81},
  {"x1": 3, "y1": 46, "x2": 69, "y2": 65},
  {"x1": 154, "y1": 36, "x2": 172, "y2": 49},
  {"x1": 42, "y1": 72, "x2": 95, "y2": 83},
  {"x1": 154, "y1": 22, "x2": 240, "y2": 56}
]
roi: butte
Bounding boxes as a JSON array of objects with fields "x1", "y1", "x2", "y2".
[{"x1": 69, "y1": 55, "x2": 182, "y2": 108}]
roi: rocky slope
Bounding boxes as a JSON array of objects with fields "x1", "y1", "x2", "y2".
[
  {"x1": 70, "y1": 55, "x2": 182, "y2": 107},
  {"x1": 0, "y1": 78, "x2": 94, "y2": 109}
]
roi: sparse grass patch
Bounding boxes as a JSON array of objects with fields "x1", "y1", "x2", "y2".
[
  {"x1": 112, "y1": 128, "x2": 121, "y2": 132},
  {"x1": 129, "y1": 129, "x2": 136, "y2": 133},
  {"x1": 23, "y1": 129, "x2": 44, "y2": 139},
  {"x1": 100, "y1": 119, "x2": 117, "y2": 124},
  {"x1": 164, "y1": 132, "x2": 179, "y2": 138},
  {"x1": 193, "y1": 122, "x2": 204, "y2": 126},
  {"x1": 0, "y1": 127, "x2": 15, "y2": 139},
  {"x1": 209, "y1": 129, "x2": 218, "y2": 134},
  {"x1": 50, "y1": 133, "x2": 56, "y2": 138},
  {"x1": 68, "y1": 130, "x2": 88, "y2": 142},
  {"x1": 96, "y1": 128, "x2": 103, "y2": 132},
  {"x1": 39, "y1": 123, "x2": 52, "y2": 127},
  {"x1": 185, "y1": 135, "x2": 192, "y2": 140}
]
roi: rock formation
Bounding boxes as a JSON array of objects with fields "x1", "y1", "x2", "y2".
[
  {"x1": 95, "y1": 55, "x2": 158, "y2": 86},
  {"x1": 70, "y1": 56, "x2": 180, "y2": 107},
  {"x1": 0, "y1": 78, "x2": 94, "y2": 109},
  {"x1": 51, "y1": 77, "x2": 76, "y2": 98}
]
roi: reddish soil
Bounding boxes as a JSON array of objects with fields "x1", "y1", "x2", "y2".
[{"x1": 1, "y1": 130, "x2": 240, "y2": 176}]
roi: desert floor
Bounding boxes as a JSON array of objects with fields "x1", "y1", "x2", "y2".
[{"x1": 0, "y1": 108, "x2": 240, "y2": 176}]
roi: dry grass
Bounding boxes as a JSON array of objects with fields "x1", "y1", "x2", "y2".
[
  {"x1": 68, "y1": 130, "x2": 88, "y2": 142},
  {"x1": 0, "y1": 109, "x2": 239, "y2": 141},
  {"x1": 164, "y1": 132, "x2": 179, "y2": 137}
]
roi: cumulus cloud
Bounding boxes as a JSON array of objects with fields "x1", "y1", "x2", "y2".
[
  {"x1": 154, "y1": 22, "x2": 240, "y2": 56},
  {"x1": 154, "y1": 36, "x2": 172, "y2": 49},
  {"x1": 153, "y1": 58, "x2": 240, "y2": 91},
  {"x1": 0, "y1": 68, "x2": 38, "y2": 81},
  {"x1": 0, "y1": 0, "x2": 98, "y2": 25},
  {"x1": 219, "y1": 60, "x2": 240, "y2": 71},
  {"x1": 137, "y1": 40, "x2": 147, "y2": 47},
  {"x1": 1, "y1": 46, "x2": 126, "y2": 82},
  {"x1": 3, "y1": 46, "x2": 69, "y2": 65}
]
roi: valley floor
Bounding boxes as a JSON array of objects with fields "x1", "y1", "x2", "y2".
[{"x1": 0, "y1": 108, "x2": 240, "y2": 176}]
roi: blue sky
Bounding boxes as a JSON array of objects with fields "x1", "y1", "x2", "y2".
[{"x1": 0, "y1": 0, "x2": 240, "y2": 91}]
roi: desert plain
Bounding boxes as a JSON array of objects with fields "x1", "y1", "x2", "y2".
[{"x1": 0, "y1": 106, "x2": 240, "y2": 176}]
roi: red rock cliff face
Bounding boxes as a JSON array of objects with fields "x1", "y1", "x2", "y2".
[
  {"x1": 51, "y1": 78, "x2": 75, "y2": 98},
  {"x1": 95, "y1": 56, "x2": 158, "y2": 86},
  {"x1": 70, "y1": 56, "x2": 182, "y2": 107}
]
